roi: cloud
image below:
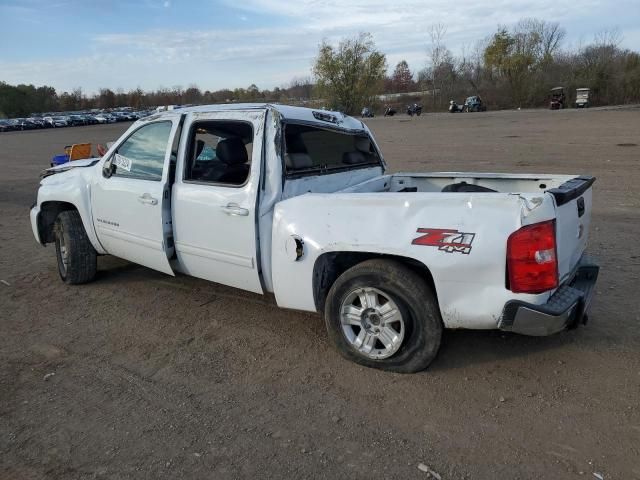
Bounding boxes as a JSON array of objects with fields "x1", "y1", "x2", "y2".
[{"x1": 0, "y1": 0, "x2": 636, "y2": 93}]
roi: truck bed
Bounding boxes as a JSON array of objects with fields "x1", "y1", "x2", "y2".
[{"x1": 339, "y1": 172, "x2": 578, "y2": 194}]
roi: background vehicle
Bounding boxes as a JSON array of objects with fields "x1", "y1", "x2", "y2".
[
  {"x1": 575, "y1": 88, "x2": 591, "y2": 108},
  {"x1": 0, "y1": 119, "x2": 15, "y2": 132},
  {"x1": 406, "y1": 103, "x2": 422, "y2": 116},
  {"x1": 14, "y1": 118, "x2": 38, "y2": 130},
  {"x1": 43, "y1": 116, "x2": 69, "y2": 128},
  {"x1": 383, "y1": 106, "x2": 396, "y2": 116},
  {"x1": 464, "y1": 96, "x2": 486, "y2": 112},
  {"x1": 361, "y1": 107, "x2": 374, "y2": 118},
  {"x1": 550, "y1": 87, "x2": 566, "y2": 110},
  {"x1": 95, "y1": 114, "x2": 116, "y2": 124},
  {"x1": 68, "y1": 115, "x2": 87, "y2": 126},
  {"x1": 30, "y1": 104, "x2": 598, "y2": 373},
  {"x1": 448, "y1": 100, "x2": 464, "y2": 113}
]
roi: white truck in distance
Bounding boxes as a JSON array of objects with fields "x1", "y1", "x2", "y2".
[{"x1": 30, "y1": 104, "x2": 599, "y2": 372}]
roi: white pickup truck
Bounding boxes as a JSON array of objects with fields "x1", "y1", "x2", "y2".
[{"x1": 30, "y1": 104, "x2": 599, "y2": 372}]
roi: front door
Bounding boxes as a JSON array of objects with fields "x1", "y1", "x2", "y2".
[
  {"x1": 171, "y1": 110, "x2": 265, "y2": 293},
  {"x1": 92, "y1": 116, "x2": 182, "y2": 275}
]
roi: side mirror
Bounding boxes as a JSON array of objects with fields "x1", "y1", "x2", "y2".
[{"x1": 102, "y1": 157, "x2": 115, "y2": 178}]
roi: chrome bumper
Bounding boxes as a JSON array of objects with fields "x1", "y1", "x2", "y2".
[{"x1": 498, "y1": 256, "x2": 599, "y2": 336}]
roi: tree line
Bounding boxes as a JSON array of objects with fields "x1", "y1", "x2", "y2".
[
  {"x1": 315, "y1": 22, "x2": 640, "y2": 113},
  {"x1": 0, "y1": 79, "x2": 314, "y2": 118},
  {"x1": 1, "y1": 18, "x2": 639, "y2": 118}
]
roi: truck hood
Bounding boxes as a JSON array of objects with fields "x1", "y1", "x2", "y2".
[{"x1": 41, "y1": 157, "x2": 100, "y2": 178}]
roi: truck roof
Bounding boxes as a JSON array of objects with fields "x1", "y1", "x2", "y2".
[{"x1": 151, "y1": 103, "x2": 367, "y2": 131}]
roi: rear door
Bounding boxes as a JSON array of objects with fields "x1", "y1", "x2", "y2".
[
  {"x1": 550, "y1": 177, "x2": 595, "y2": 282},
  {"x1": 91, "y1": 115, "x2": 182, "y2": 275},
  {"x1": 171, "y1": 110, "x2": 265, "y2": 293}
]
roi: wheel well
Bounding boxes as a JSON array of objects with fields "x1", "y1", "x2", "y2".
[
  {"x1": 38, "y1": 201, "x2": 77, "y2": 244},
  {"x1": 312, "y1": 252, "x2": 437, "y2": 312}
]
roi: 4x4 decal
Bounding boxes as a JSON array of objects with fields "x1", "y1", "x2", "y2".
[{"x1": 412, "y1": 228, "x2": 476, "y2": 254}]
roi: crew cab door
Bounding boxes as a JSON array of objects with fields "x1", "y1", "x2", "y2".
[
  {"x1": 91, "y1": 115, "x2": 182, "y2": 275},
  {"x1": 171, "y1": 110, "x2": 265, "y2": 293}
]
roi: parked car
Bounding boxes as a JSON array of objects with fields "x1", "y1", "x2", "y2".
[
  {"x1": 68, "y1": 115, "x2": 87, "y2": 126},
  {"x1": 575, "y1": 88, "x2": 590, "y2": 108},
  {"x1": 28, "y1": 117, "x2": 46, "y2": 128},
  {"x1": 15, "y1": 118, "x2": 41, "y2": 130},
  {"x1": 81, "y1": 114, "x2": 99, "y2": 125},
  {"x1": 43, "y1": 116, "x2": 69, "y2": 128},
  {"x1": 464, "y1": 96, "x2": 486, "y2": 112},
  {"x1": 94, "y1": 114, "x2": 116, "y2": 124},
  {"x1": 30, "y1": 104, "x2": 599, "y2": 373},
  {"x1": 0, "y1": 119, "x2": 15, "y2": 132}
]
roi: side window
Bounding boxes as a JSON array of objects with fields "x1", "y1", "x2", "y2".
[
  {"x1": 112, "y1": 122, "x2": 172, "y2": 181},
  {"x1": 184, "y1": 121, "x2": 253, "y2": 186}
]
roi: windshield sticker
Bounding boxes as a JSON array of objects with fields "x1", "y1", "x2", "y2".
[
  {"x1": 114, "y1": 153, "x2": 132, "y2": 172},
  {"x1": 412, "y1": 228, "x2": 476, "y2": 254}
]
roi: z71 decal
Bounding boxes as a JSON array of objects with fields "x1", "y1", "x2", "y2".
[{"x1": 412, "y1": 228, "x2": 476, "y2": 254}]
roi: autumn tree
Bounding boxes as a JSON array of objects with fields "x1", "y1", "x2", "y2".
[
  {"x1": 313, "y1": 33, "x2": 387, "y2": 114},
  {"x1": 391, "y1": 60, "x2": 413, "y2": 92}
]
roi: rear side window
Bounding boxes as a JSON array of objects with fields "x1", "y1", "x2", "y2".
[
  {"x1": 284, "y1": 124, "x2": 381, "y2": 175},
  {"x1": 184, "y1": 121, "x2": 253, "y2": 186},
  {"x1": 113, "y1": 122, "x2": 172, "y2": 181}
]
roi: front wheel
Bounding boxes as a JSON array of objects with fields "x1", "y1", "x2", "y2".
[
  {"x1": 324, "y1": 259, "x2": 442, "y2": 373},
  {"x1": 54, "y1": 210, "x2": 97, "y2": 284}
]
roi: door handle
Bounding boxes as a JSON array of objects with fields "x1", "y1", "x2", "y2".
[
  {"x1": 138, "y1": 193, "x2": 158, "y2": 205},
  {"x1": 221, "y1": 203, "x2": 249, "y2": 216}
]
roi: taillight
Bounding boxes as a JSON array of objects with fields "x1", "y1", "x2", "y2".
[{"x1": 507, "y1": 220, "x2": 558, "y2": 294}]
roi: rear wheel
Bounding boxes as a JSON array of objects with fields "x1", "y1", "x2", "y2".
[
  {"x1": 54, "y1": 210, "x2": 97, "y2": 284},
  {"x1": 324, "y1": 259, "x2": 442, "y2": 373}
]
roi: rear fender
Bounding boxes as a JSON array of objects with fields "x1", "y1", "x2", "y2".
[{"x1": 271, "y1": 192, "x2": 557, "y2": 329}]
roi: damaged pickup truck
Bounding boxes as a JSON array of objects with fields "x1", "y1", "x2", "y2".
[{"x1": 30, "y1": 104, "x2": 599, "y2": 372}]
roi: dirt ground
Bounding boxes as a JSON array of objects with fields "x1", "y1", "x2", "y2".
[{"x1": 1, "y1": 108, "x2": 639, "y2": 480}]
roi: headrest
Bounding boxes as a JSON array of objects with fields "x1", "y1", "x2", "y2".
[
  {"x1": 355, "y1": 136, "x2": 371, "y2": 153},
  {"x1": 216, "y1": 137, "x2": 248, "y2": 165},
  {"x1": 287, "y1": 153, "x2": 313, "y2": 169},
  {"x1": 343, "y1": 151, "x2": 367, "y2": 165},
  {"x1": 286, "y1": 134, "x2": 308, "y2": 154}
]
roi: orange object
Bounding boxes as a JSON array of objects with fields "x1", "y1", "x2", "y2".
[{"x1": 64, "y1": 143, "x2": 92, "y2": 161}]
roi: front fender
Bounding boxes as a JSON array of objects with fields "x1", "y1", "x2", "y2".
[{"x1": 36, "y1": 167, "x2": 105, "y2": 254}]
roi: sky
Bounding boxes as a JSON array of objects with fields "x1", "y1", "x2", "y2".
[{"x1": 0, "y1": 0, "x2": 639, "y2": 95}]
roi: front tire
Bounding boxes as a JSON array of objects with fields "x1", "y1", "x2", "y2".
[
  {"x1": 324, "y1": 259, "x2": 442, "y2": 373},
  {"x1": 54, "y1": 210, "x2": 97, "y2": 284}
]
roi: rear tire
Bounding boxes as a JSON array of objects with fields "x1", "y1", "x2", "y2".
[
  {"x1": 324, "y1": 259, "x2": 442, "y2": 373},
  {"x1": 54, "y1": 210, "x2": 97, "y2": 284}
]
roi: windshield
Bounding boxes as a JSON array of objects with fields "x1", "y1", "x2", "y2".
[{"x1": 284, "y1": 123, "x2": 382, "y2": 175}]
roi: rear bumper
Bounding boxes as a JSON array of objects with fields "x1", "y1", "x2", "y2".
[{"x1": 498, "y1": 256, "x2": 599, "y2": 336}]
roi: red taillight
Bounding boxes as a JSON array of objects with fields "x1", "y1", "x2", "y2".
[{"x1": 507, "y1": 220, "x2": 558, "y2": 294}]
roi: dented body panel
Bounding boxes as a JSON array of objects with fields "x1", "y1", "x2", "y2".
[
  {"x1": 30, "y1": 103, "x2": 596, "y2": 334},
  {"x1": 271, "y1": 189, "x2": 560, "y2": 329}
]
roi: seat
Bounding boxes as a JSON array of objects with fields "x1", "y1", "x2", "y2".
[
  {"x1": 215, "y1": 137, "x2": 249, "y2": 184},
  {"x1": 284, "y1": 133, "x2": 312, "y2": 170},
  {"x1": 343, "y1": 136, "x2": 376, "y2": 165},
  {"x1": 287, "y1": 153, "x2": 313, "y2": 169}
]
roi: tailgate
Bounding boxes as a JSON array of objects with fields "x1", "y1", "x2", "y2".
[{"x1": 548, "y1": 176, "x2": 595, "y2": 282}]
